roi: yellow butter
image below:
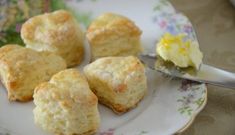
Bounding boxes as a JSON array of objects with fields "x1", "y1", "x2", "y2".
[{"x1": 156, "y1": 33, "x2": 203, "y2": 69}]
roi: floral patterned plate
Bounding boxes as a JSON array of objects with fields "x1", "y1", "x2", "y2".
[{"x1": 0, "y1": 0, "x2": 207, "y2": 135}]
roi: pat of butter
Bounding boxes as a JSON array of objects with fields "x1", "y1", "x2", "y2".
[{"x1": 156, "y1": 33, "x2": 203, "y2": 69}]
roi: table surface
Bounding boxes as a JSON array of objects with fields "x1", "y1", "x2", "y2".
[{"x1": 170, "y1": 0, "x2": 235, "y2": 135}]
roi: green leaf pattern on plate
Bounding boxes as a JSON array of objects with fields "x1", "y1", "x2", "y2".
[
  {"x1": 177, "y1": 80, "x2": 206, "y2": 116},
  {"x1": 153, "y1": 0, "x2": 172, "y2": 12}
]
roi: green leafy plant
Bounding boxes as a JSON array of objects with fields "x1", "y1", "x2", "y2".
[
  {"x1": 0, "y1": 27, "x2": 24, "y2": 46},
  {"x1": 1, "y1": 0, "x2": 93, "y2": 47}
]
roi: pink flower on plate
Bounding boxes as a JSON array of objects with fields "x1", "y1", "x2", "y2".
[
  {"x1": 183, "y1": 25, "x2": 193, "y2": 34},
  {"x1": 159, "y1": 20, "x2": 167, "y2": 28}
]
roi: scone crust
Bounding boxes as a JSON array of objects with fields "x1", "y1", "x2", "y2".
[
  {"x1": 87, "y1": 13, "x2": 142, "y2": 44},
  {"x1": 86, "y1": 13, "x2": 143, "y2": 60},
  {"x1": 35, "y1": 69, "x2": 98, "y2": 107},
  {"x1": 84, "y1": 56, "x2": 147, "y2": 114},
  {"x1": 0, "y1": 44, "x2": 66, "y2": 101},
  {"x1": 34, "y1": 69, "x2": 100, "y2": 135},
  {"x1": 21, "y1": 10, "x2": 84, "y2": 67},
  {"x1": 96, "y1": 92, "x2": 145, "y2": 114}
]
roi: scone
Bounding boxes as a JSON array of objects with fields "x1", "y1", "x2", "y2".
[
  {"x1": 21, "y1": 10, "x2": 84, "y2": 67},
  {"x1": 86, "y1": 13, "x2": 143, "y2": 61},
  {"x1": 0, "y1": 44, "x2": 66, "y2": 102},
  {"x1": 84, "y1": 56, "x2": 147, "y2": 114},
  {"x1": 33, "y1": 69, "x2": 100, "y2": 135}
]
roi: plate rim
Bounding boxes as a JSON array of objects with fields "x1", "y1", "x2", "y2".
[{"x1": 175, "y1": 85, "x2": 208, "y2": 134}]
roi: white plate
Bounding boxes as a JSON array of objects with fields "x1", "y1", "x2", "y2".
[{"x1": 0, "y1": 0, "x2": 207, "y2": 135}]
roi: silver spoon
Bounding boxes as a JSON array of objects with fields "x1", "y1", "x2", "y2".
[{"x1": 139, "y1": 53, "x2": 235, "y2": 89}]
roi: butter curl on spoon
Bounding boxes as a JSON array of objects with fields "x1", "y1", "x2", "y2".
[
  {"x1": 156, "y1": 33, "x2": 203, "y2": 70},
  {"x1": 139, "y1": 33, "x2": 235, "y2": 89}
]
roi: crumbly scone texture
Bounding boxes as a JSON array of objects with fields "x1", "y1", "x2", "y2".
[
  {"x1": 86, "y1": 13, "x2": 143, "y2": 61},
  {"x1": 21, "y1": 10, "x2": 84, "y2": 67},
  {"x1": 0, "y1": 44, "x2": 66, "y2": 102},
  {"x1": 33, "y1": 69, "x2": 100, "y2": 135},
  {"x1": 84, "y1": 56, "x2": 147, "y2": 114}
]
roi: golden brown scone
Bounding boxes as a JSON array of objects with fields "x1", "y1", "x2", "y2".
[
  {"x1": 0, "y1": 44, "x2": 66, "y2": 102},
  {"x1": 21, "y1": 10, "x2": 84, "y2": 67},
  {"x1": 84, "y1": 56, "x2": 147, "y2": 114},
  {"x1": 86, "y1": 13, "x2": 143, "y2": 61},
  {"x1": 33, "y1": 69, "x2": 100, "y2": 135}
]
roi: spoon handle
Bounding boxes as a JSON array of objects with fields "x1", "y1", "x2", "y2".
[
  {"x1": 181, "y1": 64, "x2": 235, "y2": 89},
  {"x1": 138, "y1": 54, "x2": 235, "y2": 89}
]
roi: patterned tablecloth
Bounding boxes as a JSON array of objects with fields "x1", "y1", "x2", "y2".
[{"x1": 170, "y1": 0, "x2": 235, "y2": 135}]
